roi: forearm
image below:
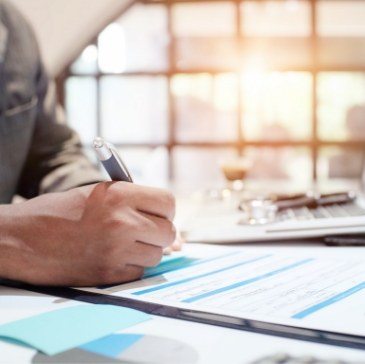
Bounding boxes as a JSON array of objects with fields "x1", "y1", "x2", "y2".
[
  {"x1": 0, "y1": 204, "x2": 24, "y2": 280},
  {"x1": 0, "y1": 203, "x2": 50, "y2": 284}
]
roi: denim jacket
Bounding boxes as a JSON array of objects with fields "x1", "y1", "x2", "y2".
[{"x1": 0, "y1": 1, "x2": 101, "y2": 203}]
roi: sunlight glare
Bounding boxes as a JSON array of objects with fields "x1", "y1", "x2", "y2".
[{"x1": 99, "y1": 23, "x2": 126, "y2": 73}]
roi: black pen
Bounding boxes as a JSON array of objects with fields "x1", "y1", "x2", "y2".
[
  {"x1": 275, "y1": 191, "x2": 356, "y2": 211},
  {"x1": 324, "y1": 235, "x2": 365, "y2": 246},
  {"x1": 93, "y1": 137, "x2": 133, "y2": 182}
]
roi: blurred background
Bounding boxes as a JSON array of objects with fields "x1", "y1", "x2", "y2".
[{"x1": 11, "y1": 0, "x2": 365, "y2": 193}]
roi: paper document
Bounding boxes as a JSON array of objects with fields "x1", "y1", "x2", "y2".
[
  {"x1": 91, "y1": 245, "x2": 365, "y2": 337},
  {"x1": 143, "y1": 253, "x2": 199, "y2": 278}
]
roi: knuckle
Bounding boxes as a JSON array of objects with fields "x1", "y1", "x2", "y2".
[
  {"x1": 104, "y1": 209, "x2": 137, "y2": 232},
  {"x1": 125, "y1": 216, "x2": 141, "y2": 233},
  {"x1": 137, "y1": 215, "x2": 154, "y2": 234},
  {"x1": 164, "y1": 221, "x2": 176, "y2": 245},
  {"x1": 163, "y1": 191, "x2": 176, "y2": 219}
]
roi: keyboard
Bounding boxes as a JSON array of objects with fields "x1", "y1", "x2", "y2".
[{"x1": 277, "y1": 203, "x2": 365, "y2": 222}]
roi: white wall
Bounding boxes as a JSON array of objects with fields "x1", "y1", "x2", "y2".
[{"x1": 9, "y1": 0, "x2": 134, "y2": 76}]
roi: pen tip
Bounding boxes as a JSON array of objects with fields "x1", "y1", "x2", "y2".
[{"x1": 93, "y1": 137, "x2": 104, "y2": 149}]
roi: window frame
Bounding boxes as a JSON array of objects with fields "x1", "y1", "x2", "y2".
[{"x1": 58, "y1": 0, "x2": 365, "y2": 182}]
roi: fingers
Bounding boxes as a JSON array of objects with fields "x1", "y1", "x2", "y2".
[
  {"x1": 163, "y1": 231, "x2": 184, "y2": 254},
  {"x1": 171, "y1": 240, "x2": 183, "y2": 251},
  {"x1": 115, "y1": 183, "x2": 175, "y2": 221},
  {"x1": 172, "y1": 230, "x2": 185, "y2": 251},
  {"x1": 125, "y1": 241, "x2": 163, "y2": 268},
  {"x1": 163, "y1": 247, "x2": 172, "y2": 255},
  {"x1": 136, "y1": 187, "x2": 175, "y2": 221},
  {"x1": 118, "y1": 265, "x2": 145, "y2": 282},
  {"x1": 135, "y1": 211, "x2": 176, "y2": 248},
  {"x1": 94, "y1": 243, "x2": 162, "y2": 285}
]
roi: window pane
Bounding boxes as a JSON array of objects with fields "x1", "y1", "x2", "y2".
[
  {"x1": 317, "y1": 1, "x2": 365, "y2": 37},
  {"x1": 317, "y1": 1, "x2": 365, "y2": 66},
  {"x1": 318, "y1": 147, "x2": 364, "y2": 181},
  {"x1": 241, "y1": 1, "x2": 311, "y2": 37},
  {"x1": 173, "y1": 147, "x2": 237, "y2": 191},
  {"x1": 246, "y1": 147, "x2": 312, "y2": 186},
  {"x1": 70, "y1": 45, "x2": 98, "y2": 74},
  {"x1": 100, "y1": 76, "x2": 168, "y2": 143},
  {"x1": 318, "y1": 38, "x2": 365, "y2": 67},
  {"x1": 65, "y1": 77, "x2": 97, "y2": 145},
  {"x1": 98, "y1": 4, "x2": 168, "y2": 72},
  {"x1": 176, "y1": 38, "x2": 238, "y2": 70},
  {"x1": 172, "y1": 3, "x2": 236, "y2": 37},
  {"x1": 117, "y1": 147, "x2": 169, "y2": 187},
  {"x1": 243, "y1": 38, "x2": 312, "y2": 69},
  {"x1": 242, "y1": 72, "x2": 312, "y2": 140},
  {"x1": 317, "y1": 72, "x2": 365, "y2": 141},
  {"x1": 172, "y1": 73, "x2": 238, "y2": 142}
]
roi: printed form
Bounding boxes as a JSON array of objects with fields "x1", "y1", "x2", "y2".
[{"x1": 97, "y1": 245, "x2": 365, "y2": 337}]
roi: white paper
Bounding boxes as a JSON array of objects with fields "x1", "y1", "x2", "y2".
[{"x1": 94, "y1": 244, "x2": 365, "y2": 337}]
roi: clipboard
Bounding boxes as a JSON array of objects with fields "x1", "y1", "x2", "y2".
[{"x1": 3, "y1": 280, "x2": 365, "y2": 352}]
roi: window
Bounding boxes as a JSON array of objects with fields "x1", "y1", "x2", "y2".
[
  {"x1": 100, "y1": 76, "x2": 168, "y2": 144},
  {"x1": 241, "y1": 71, "x2": 312, "y2": 141},
  {"x1": 63, "y1": 0, "x2": 365, "y2": 188},
  {"x1": 172, "y1": 73, "x2": 238, "y2": 142}
]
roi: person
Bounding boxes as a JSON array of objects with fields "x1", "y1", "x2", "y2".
[
  {"x1": 328, "y1": 105, "x2": 365, "y2": 179},
  {"x1": 0, "y1": 1, "x2": 177, "y2": 287}
]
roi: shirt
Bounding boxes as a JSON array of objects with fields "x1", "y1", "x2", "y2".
[{"x1": 0, "y1": 1, "x2": 101, "y2": 203}]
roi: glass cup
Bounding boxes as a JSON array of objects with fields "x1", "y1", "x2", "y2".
[{"x1": 219, "y1": 157, "x2": 252, "y2": 198}]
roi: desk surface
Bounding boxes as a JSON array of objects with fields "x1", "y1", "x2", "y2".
[
  {"x1": 1, "y1": 243, "x2": 365, "y2": 364},
  {"x1": 1, "y1": 285, "x2": 365, "y2": 364}
]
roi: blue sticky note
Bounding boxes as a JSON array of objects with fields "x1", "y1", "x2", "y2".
[
  {"x1": 80, "y1": 333, "x2": 143, "y2": 358},
  {"x1": 0, "y1": 304, "x2": 150, "y2": 356},
  {"x1": 143, "y1": 253, "x2": 199, "y2": 278}
]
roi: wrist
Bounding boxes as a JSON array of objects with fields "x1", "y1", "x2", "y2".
[{"x1": 0, "y1": 204, "x2": 25, "y2": 280}]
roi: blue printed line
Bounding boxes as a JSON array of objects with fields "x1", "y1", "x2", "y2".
[
  {"x1": 292, "y1": 281, "x2": 365, "y2": 319},
  {"x1": 142, "y1": 251, "x2": 239, "y2": 279},
  {"x1": 143, "y1": 257, "x2": 199, "y2": 279},
  {"x1": 99, "y1": 251, "x2": 239, "y2": 289},
  {"x1": 182, "y1": 258, "x2": 314, "y2": 303},
  {"x1": 134, "y1": 254, "x2": 272, "y2": 296}
]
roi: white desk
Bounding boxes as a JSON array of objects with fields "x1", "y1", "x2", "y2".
[
  {"x1": 1, "y1": 244, "x2": 365, "y2": 364},
  {"x1": 1, "y1": 286, "x2": 365, "y2": 364}
]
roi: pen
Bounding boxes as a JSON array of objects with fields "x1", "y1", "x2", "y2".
[
  {"x1": 93, "y1": 138, "x2": 179, "y2": 254},
  {"x1": 275, "y1": 191, "x2": 356, "y2": 211},
  {"x1": 93, "y1": 137, "x2": 133, "y2": 182},
  {"x1": 324, "y1": 235, "x2": 365, "y2": 246}
]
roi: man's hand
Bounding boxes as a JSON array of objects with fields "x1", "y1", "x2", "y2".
[{"x1": 0, "y1": 182, "x2": 176, "y2": 286}]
